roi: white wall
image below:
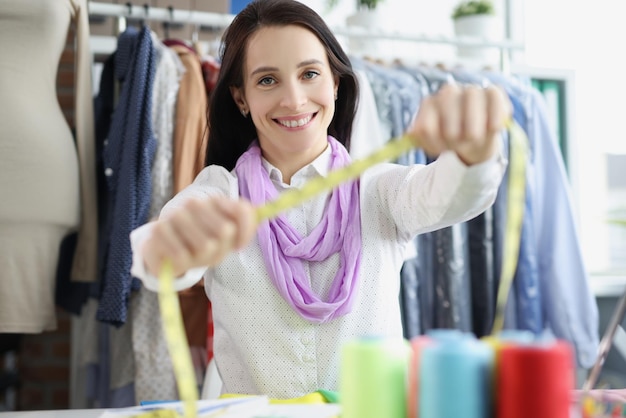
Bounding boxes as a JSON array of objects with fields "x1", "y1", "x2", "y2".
[
  {"x1": 300, "y1": 0, "x2": 509, "y2": 66},
  {"x1": 524, "y1": 0, "x2": 626, "y2": 273}
]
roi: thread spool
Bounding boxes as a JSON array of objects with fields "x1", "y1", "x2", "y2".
[
  {"x1": 496, "y1": 340, "x2": 574, "y2": 418},
  {"x1": 496, "y1": 330, "x2": 535, "y2": 344},
  {"x1": 407, "y1": 336, "x2": 433, "y2": 418},
  {"x1": 341, "y1": 337, "x2": 410, "y2": 418},
  {"x1": 426, "y1": 328, "x2": 467, "y2": 340},
  {"x1": 482, "y1": 330, "x2": 536, "y2": 367},
  {"x1": 420, "y1": 335, "x2": 493, "y2": 418}
]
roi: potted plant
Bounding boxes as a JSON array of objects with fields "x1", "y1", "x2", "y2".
[
  {"x1": 344, "y1": 0, "x2": 384, "y2": 29},
  {"x1": 451, "y1": 0, "x2": 498, "y2": 38},
  {"x1": 355, "y1": 0, "x2": 382, "y2": 10},
  {"x1": 328, "y1": 0, "x2": 385, "y2": 57},
  {"x1": 451, "y1": 0, "x2": 501, "y2": 60},
  {"x1": 452, "y1": 0, "x2": 495, "y2": 20}
]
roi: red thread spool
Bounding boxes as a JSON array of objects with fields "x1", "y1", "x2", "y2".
[{"x1": 496, "y1": 340, "x2": 574, "y2": 418}]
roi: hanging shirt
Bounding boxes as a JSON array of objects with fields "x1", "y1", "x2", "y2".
[
  {"x1": 484, "y1": 71, "x2": 599, "y2": 368},
  {"x1": 97, "y1": 26, "x2": 157, "y2": 325},
  {"x1": 130, "y1": 144, "x2": 506, "y2": 398}
]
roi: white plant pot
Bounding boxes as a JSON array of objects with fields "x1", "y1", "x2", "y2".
[
  {"x1": 346, "y1": 8, "x2": 381, "y2": 28},
  {"x1": 453, "y1": 14, "x2": 501, "y2": 62},
  {"x1": 346, "y1": 8, "x2": 383, "y2": 58}
]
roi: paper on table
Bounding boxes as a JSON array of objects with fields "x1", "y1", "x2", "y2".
[
  {"x1": 97, "y1": 396, "x2": 269, "y2": 418},
  {"x1": 97, "y1": 397, "x2": 340, "y2": 418}
]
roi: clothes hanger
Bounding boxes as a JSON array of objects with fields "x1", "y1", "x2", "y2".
[
  {"x1": 162, "y1": 6, "x2": 174, "y2": 40},
  {"x1": 141, "y1": 3, "x2": 150, "y2": 28},
  {"x1": 191, "y1": 24, "x2": 203, "y2": 56}
]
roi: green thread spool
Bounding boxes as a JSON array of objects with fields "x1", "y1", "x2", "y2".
[{"x1": 340, "y1": 337, "x2": 410, "y2": 418}]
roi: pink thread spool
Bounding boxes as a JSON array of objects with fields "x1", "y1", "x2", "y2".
[{"x1": 407, "y1": 335, "x2": 433, "y2": 418}]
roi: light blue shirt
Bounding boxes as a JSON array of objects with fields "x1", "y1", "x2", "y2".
[{"x1": 486, "y1": 71, "x2": 599, "y2": 367}]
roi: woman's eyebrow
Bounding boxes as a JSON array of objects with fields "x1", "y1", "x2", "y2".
[{"x1": 250, "y1": 59, "x2": 324, "y2": 77}]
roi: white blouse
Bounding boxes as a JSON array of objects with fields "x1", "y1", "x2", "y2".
[{"x1": 130, "y1": 144, "x2": 506, "y2": 398}]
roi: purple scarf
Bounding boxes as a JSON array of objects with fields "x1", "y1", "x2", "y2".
[{"x1": 235, "y1": 136, "x2": 362, "y2": 323}]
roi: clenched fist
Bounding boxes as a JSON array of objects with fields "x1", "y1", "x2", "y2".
[
  {"x1": 407, "y1": 83, "x2": 512, "y2": 165},
  {"x1": 142, "y1": 195, "x2": 258, "y2": 278}
]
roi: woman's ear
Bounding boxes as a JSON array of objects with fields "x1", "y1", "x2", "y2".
[
  {"x1": 230, "y1": 86, "x2": 248, "y2": 113},
  {"x1": 333, "y1": 76, "x2": 340, "y2": 100}
]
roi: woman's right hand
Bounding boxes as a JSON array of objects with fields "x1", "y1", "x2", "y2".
[{"x1": 142, "y1": 196, "x2": 258, "y2": 278}]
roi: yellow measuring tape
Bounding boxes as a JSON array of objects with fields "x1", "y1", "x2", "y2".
[
  {"x1": 491, "y1": 120, "x2": 529, "y2": 335},
  {"x1": 255, "y1": 133, "x2": 417, "y2": 222},
  {"x1": 141, "y1": 120, "x2": 528, "y2": 418}
]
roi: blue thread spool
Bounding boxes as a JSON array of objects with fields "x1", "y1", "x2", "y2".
[
  {"x1": 497, "y1": 330, "x2": 535, "y2": 344},
  {"x1": 426, "y1": 328, "x2": 467, "y2": 341},
  {"x1": 419, "y1": 335, "x2": 494, "y2": 418}
]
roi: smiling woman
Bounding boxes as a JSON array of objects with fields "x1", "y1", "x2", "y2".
[
  {"x1": 204, "y1": 1, "x2": 359, "y2": 174},
  {"x1": 229, "y1": 25, "x2": 340, "y2": 183}
]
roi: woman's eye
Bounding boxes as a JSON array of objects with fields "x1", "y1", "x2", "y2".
[
  {"x1": 303, "y1": 71, "x2": 319, "y2": 80},
  {"x1": 258, "y1": 77, "x2": 275, "y2": 86}
]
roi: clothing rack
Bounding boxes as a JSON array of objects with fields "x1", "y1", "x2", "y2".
[
  {"x1": 88, "y1": 2, "x2": 234, "y2": 28},
  {"x1": 88, "y1": 1, "x2": 524, "y2": 71}
]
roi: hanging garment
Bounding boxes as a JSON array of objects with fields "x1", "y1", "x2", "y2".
[
  {"x1": 166, "y1": 43, "x2": 209, "y2": 193},
  {"x1": 97, "y1": 25, "x2": 157, "y2": 325},
  {"x1": 482, "y1": 71, "x2": 599, "y2": 367},
  {"x1": 348, "y1": 69, "x2": 386, "y2": 159},
  {"x1": 132, "y1": 37, "x2": 184, "y2": 403},
  {"x1": 525, "y1": 88, "x2": 599, "y2": 367},
  {"x1": 166, "y1": 42, "x2": 212, "y2": 385}
]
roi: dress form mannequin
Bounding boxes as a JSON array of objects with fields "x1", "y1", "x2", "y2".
[{"x1": 0, "y1": 0, "x2": 97, "y2": 333}]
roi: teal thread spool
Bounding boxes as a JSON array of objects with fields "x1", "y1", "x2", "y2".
[
  {"x1": 420, "y1": 335, "x2": 494, "y2": 418},
  {"x1": 340, "y1": 337, "x2": 410, "y2": 418}
]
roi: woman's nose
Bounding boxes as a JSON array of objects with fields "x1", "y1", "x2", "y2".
[{"x1": 280, "y1": 81, "x2": 307, "y2": 110}]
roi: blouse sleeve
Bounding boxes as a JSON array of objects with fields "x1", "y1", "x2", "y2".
[{"x1": 368, "y1": 142, "x2": 507, "y2": 240}]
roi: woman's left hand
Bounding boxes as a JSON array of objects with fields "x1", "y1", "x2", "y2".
[{"x1": 406, "y1": 83, "x2": 512, "y2": 165}]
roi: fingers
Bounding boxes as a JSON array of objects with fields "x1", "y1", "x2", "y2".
[
  {"x1": 212, "y1": 198, "x2": 257, "y2": 250},
  {"x1": 486, "y1": 85, "x2": 512, "y2": 134},
  {"x1": 142, "y1": 196, "x2": 258, "y2": 277},
  {"x1": 408, "y1": 83, "x2": 512, "y2": 165},
  {"x1": 410, "y1": 96, "x2": 445, "y2": 156},
  {"x1": 462, "y1": 85, "x2": 487, "y2": 144},
  {"x1": 144, "y1": 218, "x2": 194, "y2": 278}
]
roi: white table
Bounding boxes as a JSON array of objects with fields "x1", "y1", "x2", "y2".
[
  {"x1": 0, "y1": 404, "x2": 341, "y2": 418},
  {"x1": 0, "y1": 410, "x2": 107, "y2": 418}
]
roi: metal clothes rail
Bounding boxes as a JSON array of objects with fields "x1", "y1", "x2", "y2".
[{"x1": 88, "y1": 1, "x2": 524, "y2": 69}]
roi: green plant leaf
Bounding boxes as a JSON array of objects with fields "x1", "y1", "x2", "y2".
[
  {"x1": 452, "y1": 0, "x2": 495, "y2": 19},
  {"x1": 359, "y1": 0, "x2": 380, "y2": 9},
  {"x1": 608, "y1": 218, "x2": 626, "y2": 227}
]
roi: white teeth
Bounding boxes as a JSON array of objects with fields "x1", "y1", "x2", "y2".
[{"x1": 279, "y1": 115, "x2": 312, "y2": 128}]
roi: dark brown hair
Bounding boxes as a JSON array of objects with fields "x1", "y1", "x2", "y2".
[{"x1": 204, "y1": 0, "x2": 359, "y2": 170}]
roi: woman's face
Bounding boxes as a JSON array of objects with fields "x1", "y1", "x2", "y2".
[{"x1": 231, "y1": 24, "x2": 338, "y2": 172}]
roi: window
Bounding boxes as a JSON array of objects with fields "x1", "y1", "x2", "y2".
[{"x1": 524, "y1": 0, "x2": 626, "y2": 279}]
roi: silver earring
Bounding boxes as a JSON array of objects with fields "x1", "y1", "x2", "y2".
[
  {"x1": 334, "y1": 92, "x2": 338, "y2": 101},
  {"x1": 241, "y1": 109, "x2": 248, "y2": 117}
]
